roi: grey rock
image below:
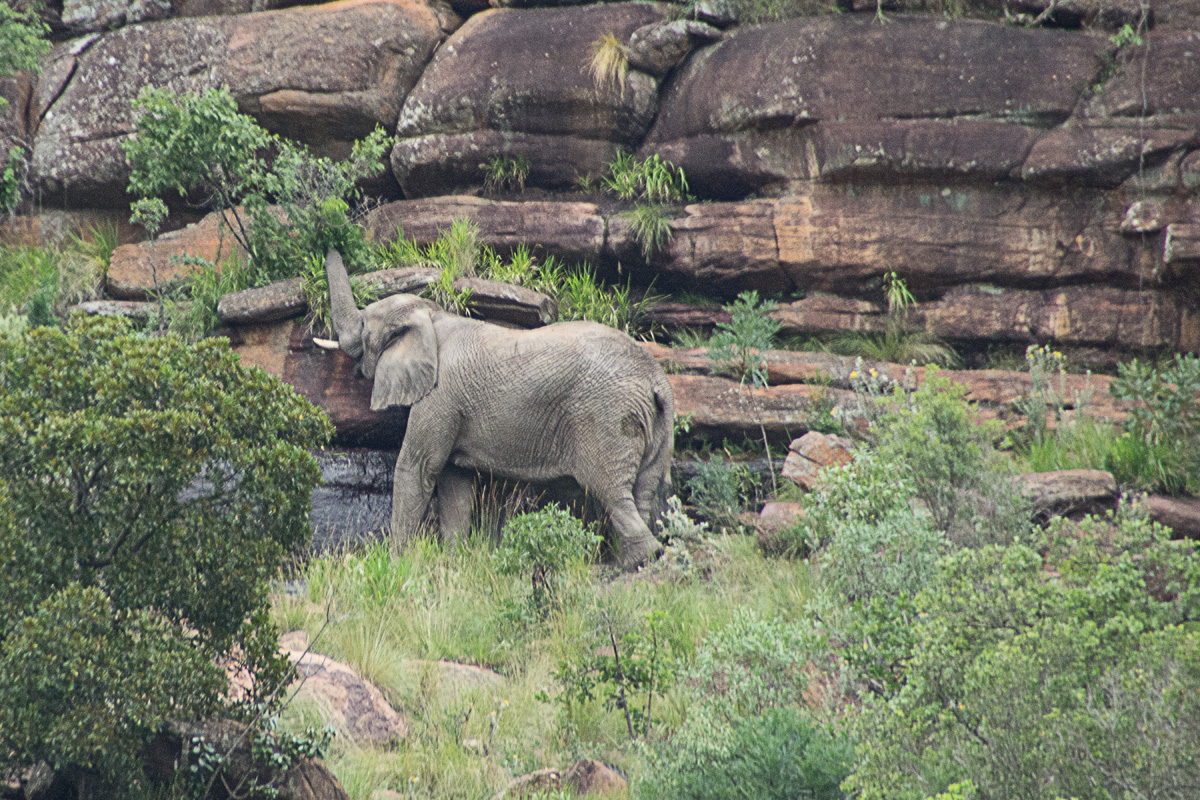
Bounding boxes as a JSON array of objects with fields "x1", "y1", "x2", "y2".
[
  {"x1": 1013, "y1": 469, "x2": 1118, "y2": 520},
  {"x1": 625, "y1": 19, "x2": 722, "y2": 76},
  {"x1": 216, "y1": 277, "x2": 306, "y2": 325}
]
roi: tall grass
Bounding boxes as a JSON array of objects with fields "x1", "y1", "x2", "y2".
[{"x1": 271, "y1": 513, "x2": 815, "y2": 799}]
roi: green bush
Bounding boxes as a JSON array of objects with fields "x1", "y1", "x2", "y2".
[
  {"x1": 0, "y1": 315, "x2": 333, "y2": 795},
  {"x1": 494, "y1": 504, "x2": 602, "y2": 616},
  {"x1": 845, "y1": 504, "x2": 1200, "y2": 800},
  {"x1": 871, "y1": 369, "x2": 1028, "y2": 547},
  {"x1": 0, "y1": 3, "x2": 48, "y2": 212},
  {"x1": 1108, "y1": 353, "x2": 1200, "y2": 495},
  {"x1": 685, "y1": 456, "x2": 759, "y2": 530},
  {"x1": 641, "y1": 609, "x2": 853, "y2": 800},
  {"x1": 124, "y1": 87, "x2": 388, "y2": 336}
]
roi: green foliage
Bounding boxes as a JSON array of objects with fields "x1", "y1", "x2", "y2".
[
  {"x1": 0, "y1": 3, "x2": 47, "y2": 212},
  {"x1": 872, "y1": 368, "x2": 1028, "y2": 546},
  {"x1": 603, "y1": 151, "x2": 690, "y2": 204},
  {"x1": 1109, "y1": 353, "x2": 1200, "y2": 495},
  {"x1": 0, "y1": 240, "x2": 105, "y2": 327},
  {"x1": 0, "y1": 4, "x2": 48, "y2": 97},
  {"x1": 1, "y1": 144, "x2": 25, "y2": 213},
  {"x1": 641, "y1": 609, "x2": 853, "y2": 800},
  {"x1": 494, "y1": 505, "x2": 602, "y2": 617},
  {"x1": 125, "y1": 87, "x2": 387, "y2": 335},
  {"x1": 706, "y1": 290, "x2": 780, "y2": 387},
  {"x1": 0, "y1": 315, "x2": 333, "y2": 794},
  {"x1": 1110, "y1": 22, "x2": 1144, "y2": 47},
  {"x1": 1012, "y1": 343, "x2": 1071, "y2": 447},
  {"x1": 624, "y1": 203, "x2": 674, "y2": 260},
  {"x1": 685, "y1": 456, "x2": 759, "y2": 530},
  {"x1": 481, "y1": 154, "x2": 530, "y2": 194},
  {"x1": 375, "y1": 220, "x2": 660, "y2": 336},
  {"x1": 547, "y1": 610, "x2": 675, "y2": 741},
  {"x1": 553, "y1": 264, "x2": 660, "y2": 338},
  {"x1": 845, "y1": 504, "x2": 1200, "y2": 800}
]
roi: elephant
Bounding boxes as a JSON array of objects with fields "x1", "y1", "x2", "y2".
[{"x1": 321, "y1": 249, "x2": 674, "y2": 568}]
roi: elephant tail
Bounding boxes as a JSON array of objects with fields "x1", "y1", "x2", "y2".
[{"x1": 640, "y1": 379, "x2": 675, "y2": 535}]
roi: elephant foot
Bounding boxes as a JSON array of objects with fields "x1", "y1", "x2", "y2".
[{"x1": 617, "y1": 535, "x2": 664, "y2": 571}]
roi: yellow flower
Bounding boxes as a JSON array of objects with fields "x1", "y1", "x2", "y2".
[
  {"x1": 850, "y1": 371, "x2": 858, "y2": 379},
  {"x1": 869, "y1": 368, "x2": 878, "y2": 378}
]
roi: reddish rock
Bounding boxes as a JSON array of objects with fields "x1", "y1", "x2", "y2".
[
  {"x1": 773, "y1": 185, "x2": 1153, "y2": 297},
  {"x1": 1022, "y1": 125, "x2": 1196, "y2": 187},
  {"x1": 563, "y1": 759, "x2": 627, "y2": 797},
  {"x1": 617, "y1": 200, "x2": 792, "y2": 296},
  {"x1": 280, "y1": 648, "x2": 408, "y2": 743},
  {"x1": 367, "y1": 196, "x2": 606, "y2": 264},
  {"x1": 31, "y1": 0, "x2": 452, "y2": 206},
  {"x1": 1087, "y1": 31, "x2": 1200, "y2": 118},
  {"x1": 782, "y1": 431, "x2": 854, "y2": 491},
  {"x1": 107, "y1": 210, "x2": 245, "y2": 299},
  {"x1": 1146, "y1": 494, "x2": 1200, "y2": 539},
  {"x1": 391, "y1": 4, "x2": 665, "y2": 196},
  {"x1": 667, "y1": 373, "x2": 857, "y2": 441}
]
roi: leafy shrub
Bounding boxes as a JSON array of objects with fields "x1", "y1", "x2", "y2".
[
  {"x1": 845, "y1": 503, "x2": 1200, "y2": 800},
  {"x1": 871, "y1": 368, "x2": 1028, "y2": 547},
  {"x1": 685, "y1": 457, "x2": 759, "y2": 530},
  {"x1": 641, "y1": 609, "x2": 853, "y2": 800},
  {"x1": 0, "y1": 241, "x2": 106, "y2": 327},
  {"x1": 602, "y1": 151, "x2": 690, "y2": 204},
  {"x1": 0, "y1": 3, "x2": 48, "y2": 212},
  {"x1": 1108, "y1": 353, "x2": 1200, "y2": 495},
  {"x1": 706, "y1": 290, "x2": 780, "y2": 388},
  {"x1": 822, "y1": 272, "x2": 956, "y2": 367},
  {"x1": 624, "y1": 202, "x2": 674, "y2": 260},
  {"x1": 0, "y1": 315, "x2": 333, "y2": 795},
  {"x1": 494, "y1": 504, "x2": 602, "y2": 616},
  {"x1": 125, "y1": 88, "x2": 388, "y2": 336},
  {"x1": 548, "y1": 610, "x2": 675, "y2": 741}
]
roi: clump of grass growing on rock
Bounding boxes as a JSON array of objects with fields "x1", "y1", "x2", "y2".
[{"x1": 587, "y1": 32, "x2": 629, "y2": 98}]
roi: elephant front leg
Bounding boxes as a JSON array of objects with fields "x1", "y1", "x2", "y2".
[{"x1": 389, "y1": 448, "x2": 445, "y2": 545}]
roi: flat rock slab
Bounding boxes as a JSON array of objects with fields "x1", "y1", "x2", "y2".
[
  {"x1": 1146, "y1": 494, "x2": 1200, "y2": 540},
  {"x1": 668, "y1": 373, "x2": 858, "y2": 442},
  {"x1": 1013, "y1": 469, "x2": 1119, "y2": 519},
  {"x1": 32, "y1": 0, "x2": 452, "y2": 206},
  {"x1": 392, "y1": 4, "x2": 664, "y2": 195},
  {"x1": 107, "y1": 209, "x2": 249, "y2": 299}
]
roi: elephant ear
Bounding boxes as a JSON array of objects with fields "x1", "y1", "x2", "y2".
[{"x1": 371, "y1": 308, "x2": 438, "y2": 410}]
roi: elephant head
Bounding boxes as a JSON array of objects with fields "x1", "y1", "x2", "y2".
[{"x1": 324, "y1": 249, "x2": 439, "y2": 411}]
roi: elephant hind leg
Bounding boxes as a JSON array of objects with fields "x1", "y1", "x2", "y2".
[
  {"x1": 436, "y1": 467, "x2": 475, "y2": 546},
  {"x1": 592, "y1": 486, "x2": 663, "y2": 570}
]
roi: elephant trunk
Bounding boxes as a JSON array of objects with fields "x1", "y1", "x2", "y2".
[{"x1": 325, "y1": 249, "x2": 364, "y2": 359}]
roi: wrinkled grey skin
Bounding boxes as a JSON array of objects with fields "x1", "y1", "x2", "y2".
[{"x1": 325, "y1": 250, "x2": 673, "y2": 568}]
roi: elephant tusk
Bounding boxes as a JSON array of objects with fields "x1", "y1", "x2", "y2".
[{"x1": 312, "y1": 337, "x2": 340, "y2": 351}]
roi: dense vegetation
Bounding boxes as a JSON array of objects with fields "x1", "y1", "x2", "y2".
[{"x1": 0, "y1": 316, "x2": 332, "y2": 797}]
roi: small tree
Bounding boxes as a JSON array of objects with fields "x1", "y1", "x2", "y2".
[
  {"x1": 0, "y1": 315, "x2": 333, "y2": 796},
  {"x1": 1, "y1": 3, "x2": 49, "y2": 213},
  {"x1": 493, "y1": 504, "x2": 601, "y2": 617}
]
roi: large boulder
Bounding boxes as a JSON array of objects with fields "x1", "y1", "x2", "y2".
[
  {"x1": 31, "y1": 0, "x2": 454, "y2": 207},
  {"x1": 644, "y1": 15, "x2": 1105, "y2": 197},
  {"x1": 280, "y1": 649, "x2": 409, "y2": 743},
  {"x1": 391, "y1": 3, "x2": 665, "y2": 196},
  {"x1": 782, "y1": 431, "x2": 855, "y2": 491}
]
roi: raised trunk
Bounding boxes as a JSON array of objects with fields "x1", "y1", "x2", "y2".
[{"x1": 325, "y1": 249, "x2": 364, "y2": 359}]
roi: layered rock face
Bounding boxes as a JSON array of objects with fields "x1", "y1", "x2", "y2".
[
  {"x1": 28, "y1": 0, "x2": 454, "y2": 206},
  {"x1": 10, "y1": 2, "x2": 1200, "y2": 366}
]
